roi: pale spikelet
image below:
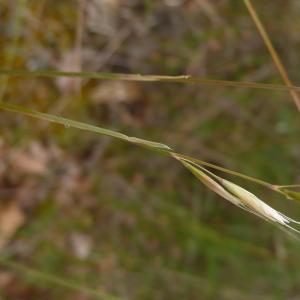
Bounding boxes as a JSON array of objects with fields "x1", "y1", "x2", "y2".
[
  {"x1": 180, "y1": 160, "x2": 242, "y2": 207},
  {"x1": 220, "y1": 178, "x2": 300, "y2": 233},
  {"x1": 178, "y1": 157, "x2": 300, "y2": 234}
]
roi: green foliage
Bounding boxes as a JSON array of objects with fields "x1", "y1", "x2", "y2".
[{"x1": 1, "y1": 1, "x2": 300, "y2": 299}]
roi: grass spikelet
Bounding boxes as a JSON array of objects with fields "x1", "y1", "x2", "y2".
[
  {"x1": 220, "y1": 178, "x2": 300, "y2": 234},
  {"x1": 179, "y1": 160, "x2": 242, "y2": 207},
  {"x1": 1, "y1": 101, "x2": 299, "y2": 235},
  {"x1": 176, "y1": 155, "x2": 300, "y2": 234}
]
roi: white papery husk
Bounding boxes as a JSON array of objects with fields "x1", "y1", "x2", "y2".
[
  {"x1": 220, "y1": 178, "x2": 300, "y2": 234},
  {"x1": 179, "y1": 157, "x2": 300, "y2": 235}
]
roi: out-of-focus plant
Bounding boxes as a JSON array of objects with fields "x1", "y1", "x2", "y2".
[{"x1": 1, "y1": 99, "x2": 299, "y2": 235}]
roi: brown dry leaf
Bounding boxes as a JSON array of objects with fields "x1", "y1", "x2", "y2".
[
  {"x1": 0, "y1": 271, "x2": 13, "y2": 288},
  {"x1": 10, "y1": 142, "x2": 48, "y2": 175},
  {"x1": 0, "y1": 202, "x2": 25, "y2": 250}
]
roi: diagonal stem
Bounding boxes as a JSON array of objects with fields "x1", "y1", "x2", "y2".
[
  {"x1": 0, "y1": 100, "x2": 289, "y2": 193},
  {"x1": 244, "y1": 0, "x2": 300, "y2": 111}
]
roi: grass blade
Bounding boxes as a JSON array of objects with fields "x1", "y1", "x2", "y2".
[
  {"x1": 2, "y1": 69, "x2": 300, "y2": 93},
  {"x1": 0, "y1": 101, "x2": 171, "y2": 152},
  {"x1": 0, "y1": 101, "x2": 297, "y2": 196},
  {"x1": 1, "y1": 100, "x2": 300, "y2": 213},
  {"x1": 0, "y1": 256, "x2": 123, "y2": 300},
  {"x1": 1, "y1": 101, "x2": 300, "y2": 233}
]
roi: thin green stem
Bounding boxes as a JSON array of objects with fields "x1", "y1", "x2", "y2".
[
  {"x1": 275, "y1": 184, "x2": 300, "y2": 190},
  {"x1": 0, "y1": 256, "x2": 124, "y2": 300},
  {"x1": 173, "y1": 153, "x2": 275, "y2": 190},
  {"x1": 0, "y1": 100, "x2": 297, "y2": 199},
  {"x1": 1, "y1": 69, "x2": 300, "y2": 93},
  {"x1": 0, "y1": 101, "x2": 171, "y2": 152}
]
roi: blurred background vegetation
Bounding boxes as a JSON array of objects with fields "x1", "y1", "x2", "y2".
[{"x1": 1, "y1": 0, "x2": 300, "y2": 299}]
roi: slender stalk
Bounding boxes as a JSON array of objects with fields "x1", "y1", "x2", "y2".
[
  {"x1": 0, "y1": 100, "x2": 292, "y2": 194},
  {"x1": 0, "y1": 101, "x2": 172, "y2": 151},
  {"x1": 0, "y1": 256, "x2": 123, "y2": 300},
  {"x1": 172, "y1": 153, "x2": 275, "y2": 190},
  {"x1": 244, "y1": 0, "x2": 300, "y2": 111},
  {"x1": 276, "y1": 184, "x2": 300, "y2": 189},
  {"x1": 1, "y1": 69, "x2": 300, "y2": 93}
]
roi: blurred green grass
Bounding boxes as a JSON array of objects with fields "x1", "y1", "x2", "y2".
[{"x1": 1, "y1": 0, "x2": 300, "y2": 299}]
